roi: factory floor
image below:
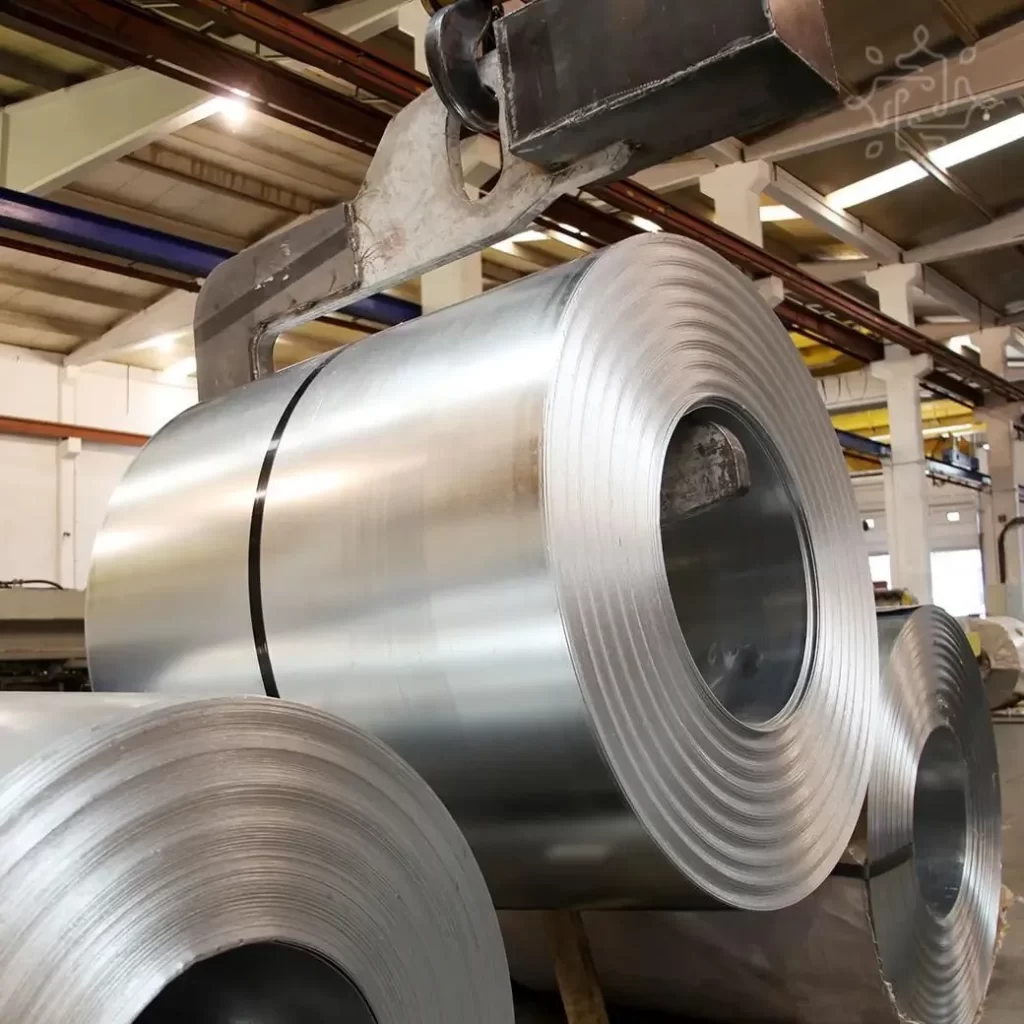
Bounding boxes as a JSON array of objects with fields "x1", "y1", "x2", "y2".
[{"x1": 983, "y1": 722, "x2": 1024, "y2": 1021}]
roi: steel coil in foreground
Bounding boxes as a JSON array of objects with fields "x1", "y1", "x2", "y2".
[
  {"x1": 503, "y1": 606, "x2": 1002, "y2": 1024},
  {"x1": 87, "y1": 234, "x2": 876, "y2": 911},
  {"x1": 0, "y1": 693, "x2": 513, "y2": 1024}
]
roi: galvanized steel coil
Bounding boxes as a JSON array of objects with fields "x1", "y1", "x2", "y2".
[
  {"x1": 88, "y1": 234, "x2": 876, "y2": 911},
  {"x1": 503, "y1": 606, "x2": 1003, "y2": 1024},
  {"x1": 0, "y1": 693, "x2": 513, "y2": 1024},
  {"x1": 961, "y1": 615, "x2": 1024, "y2": 709}
]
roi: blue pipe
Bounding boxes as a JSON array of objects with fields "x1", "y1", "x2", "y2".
[{"x1": 0, "y1": 187, "x2": 421, "y2": 327}]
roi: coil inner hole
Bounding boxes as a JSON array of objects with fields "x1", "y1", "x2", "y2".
[
  {"x1": 913, "y1": 724, "x2": 968, "y2": 917},
  {"x1": 660, "y1": 405, "x2": 813, "y2": 726},
  {"x1": 133, "y1": 941, "x2": 378, "y2": 1024}
]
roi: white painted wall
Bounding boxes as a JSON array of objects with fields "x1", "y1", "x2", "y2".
[
  {"x1": 851, "y1": 474, "x2": 981, "y2": 557},
  {"x1": 0, "y1": 344, "x2": 196, "y2": 589},
  {"x1": 852, "y1": 473, "x2": 986, "y2": 614}
]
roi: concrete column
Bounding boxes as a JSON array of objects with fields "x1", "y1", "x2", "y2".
[
  {"x1": 975, "y1": 326, "x2": 1024, "y2": 617},
  {"x1": 867, "y1": 263, "x2": 932, "y2": 602},
  {"x1": 699, "y1": 161, "x2": 772, "y2": 246},
  {"x1": 865, "y1": 263, "x2": 920, "y2": 328},
  {"x1": 55, "y1": 366, "x2": 79, "y2": 589},
  {"x1": 400, "y1": 0, "x2": 483, "y2": 313}
]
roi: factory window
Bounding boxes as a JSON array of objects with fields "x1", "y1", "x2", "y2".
[
  {"x1": 932, "y1": 549, "x2": 984, "y2": 617},
  {"x1": 868, "y1": 549, "x2": 984, "y2": 617}
]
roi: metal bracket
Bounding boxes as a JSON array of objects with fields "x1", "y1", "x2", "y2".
[
  {"x1": 425, "y1": 0, "x2": 499, "y2": 134},
  {"x1": 193, "y1": 65, "x2": 630, "y2": 401}
]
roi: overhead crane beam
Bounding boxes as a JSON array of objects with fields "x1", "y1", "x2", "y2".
[
  {"x1": 0, "y1": 68, "x2": 217, "y2": 195},
  {"x1": 7, "y1": 0, "x2": 1023, "y2": 407}
]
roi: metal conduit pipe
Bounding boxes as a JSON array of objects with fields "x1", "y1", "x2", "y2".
[
  {"x1": 502, "y1": 606, "x2": 1003, "y2": 1024},
  {"x1": 87, "y1": 236, "x2": 876, "y2": 912}
]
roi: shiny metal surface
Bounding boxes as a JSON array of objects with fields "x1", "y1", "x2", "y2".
[
  {"x1": 0, "y1": 693, "x2": 513, "y2": 1024},
  {"x1": 962, "y1": 615, "x2": 1024, "y2": 709},
  {"x1": 88, "y1": 234, "x2": 876, "y2": 911},
  {"x1": 502, "y1": 606, "x2": 1002, "y2": 1024},
  {"x1": 87, "y1": 356, "x2": 328, "y2": 692}
]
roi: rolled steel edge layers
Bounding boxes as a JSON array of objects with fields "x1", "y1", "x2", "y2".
[
  {"x1": 870, "y1": 607, "x2": 1001, "y2": 1024},
  {"x1": 87, "y1": 234, "x2": 876, "y2": 910},
  {"x1": 502, "y1": 606, "x2": 1002, "y2": 1024},
  {"x1": 960, "y1": 615, "x2": 1024, "y2": 710},
  {"x1": 0, "y1": 693, "x2": 513, "y2": 1024}
]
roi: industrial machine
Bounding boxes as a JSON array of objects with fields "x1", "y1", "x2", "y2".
[{"x1": 0, "y1": 584, "x2": 87, "y2": 692}]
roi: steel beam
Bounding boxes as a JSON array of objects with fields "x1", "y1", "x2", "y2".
[
  {"x1": 3, "y1": 0, "x2": 391, "y2": 157},
  {"x1": 170, "y1": 126, "x2": 361, "y2": 201},
  {"x1": 835, "y1": 428, "x2": 992, "y2": 490},
  {"x1": 631, "y1": 157, "x2": 716, "y2": 194},
  {"x1": 56, "y1": 189, "x2": 250, "y2": 253},
  {"x1": 747, "y1": 20, "x2": 1024, "y2": 163},
  {"x1": 0, "y1": 269, "x2": 152, "y2": 312},
  {"x1": 169, "y1": 0, "x2": 425, "y2": 106},
  {"x1": 798, "y1": 259, "x2": 880, "y2": 283},
  {"x1": 10, "y1": 0, "x2": 1021, "y2": 404},
  {"x1": 906, "y1": 206, "x2": 1024, "y2": 264},
  {"x1": 0, "y1": 308, "x2": 86, "y2": 337},
  {"x1": 0, "y1": 188, "x2": 420, "y2": 340},
  {"x1": 65, "y1": 290, "x2": 196, "y2": 367},
  {"x1": 0, "y1": 414, "x2": 147, "y2": 448},
  {"x1": 711, "y1": 144, "x2": 1001, "y2": 325},
  {"x1": 124, "y1": 145, "x2": 323, "y2": 216},
  {"x1": 0, "y1": 67, "x2": 218, "y2": 196},
  {"x1": 762, "y1": 163, "x2": 902, "y2": 263},
  {"x1": 0, "y1": 47, "x2": 75, "y2": 92},
  {"x1": 934, "y1": 0, "x2": 981, "y2": 44},
  {"x1": 306, "y1": 0, "x2": 408, "y2": 42}
]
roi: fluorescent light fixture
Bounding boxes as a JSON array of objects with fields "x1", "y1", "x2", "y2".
[
  {"x1": 508, "y1": 230, "x2": 547, "y2": 244},
  {"x1": 760, "y1": 205, "x2": 801, "y2": 222},
  {"x1": 825, "y1": 161, "x2": 928, "y2": 210},
  {"x1": 137, "y1": 332, "x2": 181, "y2": 352},
  {"x1": 871, "y1": 423, "x2": 984, "y2": 442},
  {"x1": 547, "y1": 229, "x2": 590, "y2": 251},
  {"x1": 759, "y1": 111, "x2": 1024, "y2": 222},
  {"x1": 161, "y1": 356, "x2": 197, "y2": 382},
  {"x1": 631, "y1": 216, "x2": 662, "y2": 233},
  {"x1": 931, "y1": 112, "x2": 1024, "y2": 168},
  {"x1": 216, "y1": 94, "x2": 250, "y2": 128},
  {"x1": 946, "y1": 510, "x2": 962, "y2": 523}
]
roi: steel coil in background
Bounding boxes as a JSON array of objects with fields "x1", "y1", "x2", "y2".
[
  {"x1": 961, "y1": 615, "x2": 1024, "y2": 710},
  {"x1": 503, "y1": 606, "x2": 1002, "y2": 1024},
  {"x1": 87, "y1": 234, "x2": 876, "y2": 911},
  {"x1": 0, "y1": 693, "x2": 513, "y2": 1024}
]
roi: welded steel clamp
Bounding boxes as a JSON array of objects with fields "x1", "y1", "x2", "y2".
[{"x1": 194, "y1": 0, "x2": 836, "y2": 402}]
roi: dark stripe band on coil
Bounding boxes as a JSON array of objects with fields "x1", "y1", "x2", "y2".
[
  {"x1": 247, "y1": 358, "x2": 334, "y2": 698},
  {"x1": 831, "y1": 842, "x2": 914, "y2": 881}
]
